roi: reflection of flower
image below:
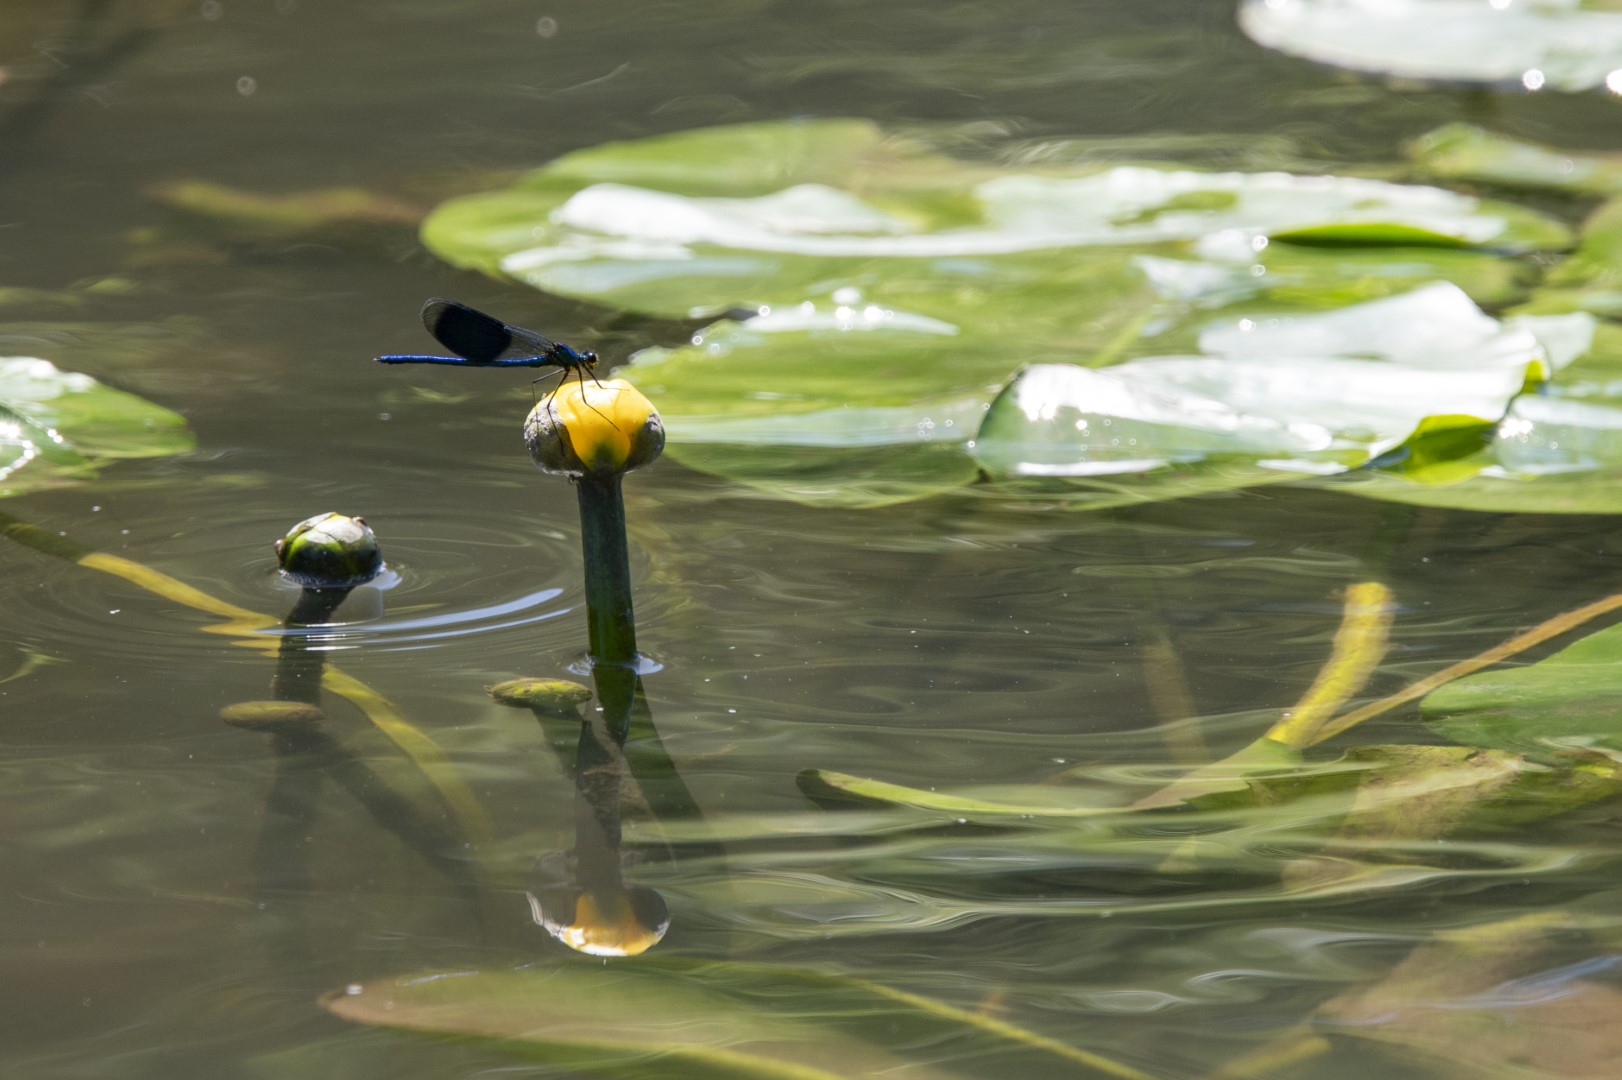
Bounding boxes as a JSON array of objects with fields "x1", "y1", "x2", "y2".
[
  {"x1": 524, "y1": 378, "x2": 664, "y2": 478},
  {"x1": 527, "y1": 852, "x2": 670, "y2": 957}
]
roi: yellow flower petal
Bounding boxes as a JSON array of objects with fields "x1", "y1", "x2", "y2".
[{"x1": 526, "y1": 377, "x2": 664, "y2": 477}]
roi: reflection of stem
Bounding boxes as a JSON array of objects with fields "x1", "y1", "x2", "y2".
[
  {"x1": 271, "y1": 588, "x2": 349, "y2": 704},
  {"x1": 275, "y1": 723, "x2": 482, "y2": 891},
  {"x1": 523, "y1": 663, "x2": 670, "y2": 956},
  {"x1": 250, "y1": 589, "x2": 345, "y2": 909},
  {"x1": 573, "y1": 695, "x2": 628, "y2": 894},
  {"x1": 254, "y1": 732, "x2": 322, "y2": 906},
  {"x1": 624, "y1": 678, "x2": 710, "y2": 837},
  {"x1": 1311, "y1": 590, "x2": 1622, "y2": 745},
  {"x1": 0, "y1": 511, "x2": 488, "y2": 844},
  {"x1": 248, "y1": 585, "x2": 482, "y2": 920}
]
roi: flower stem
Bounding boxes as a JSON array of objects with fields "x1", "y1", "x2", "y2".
[{"x1": 576, "y1": 473, "x2": 638, "y2": 670}]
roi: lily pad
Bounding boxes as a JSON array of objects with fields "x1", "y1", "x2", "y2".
[
  {"x1": 1240, "y1": 0, "x2": 1622, "y2": 92},
  {"x1": 1422, "y1": 617, "x2": 1622, "y2": 759},
  {"x1": 425, "y1": 119, "x2": 1567, "y2": 322},
  {"x1": 1525, "y1": 194, "x2": 1622, "y2": 318},
  {"x1": 419, "y1": 120, "x2": 1576, "y2": 506},
  {"x1": 1408, "y1": 124, "x2": 1622, "y2": 197},
  {"x1": 625, "y1": 305, "x2": 1007, "y2": 507},
  {"x1": 1329, "y1": 321, "x2": 1622, "y2": 512},
  {"x1": 0, "y1": 356, "x2": 193, "y2": 499},
  {"x1": 970, "y1": 283, "x2": 1591, "y2": 500},
  {"x1": 629, "y1": 267, "x2": 1555, "y2": 506}
]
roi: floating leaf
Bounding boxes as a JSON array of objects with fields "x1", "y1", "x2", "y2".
[
  {"x1": 1330, "y1": 322, "x2": 1622, "y2": 513},
  {"x1": 1408, "y1": 124, "x2": 1622, "y2": 196},
  {"x1": 626, "y1": 307, "x2": 1004, "y2": 507},
  {"x1": 425, "y1": 119, "x2": 1566, "y2": 322},
  {"x1": 419, "y1": 120, "x2": 1576, "y2": 506},
  {"x1": 1240, "y1": 0, "x2": 1622, "y2": 92},
  {"x1": 970, "y1": 284, "x2": 1591, "y2": 500},
  {"x1": 0, "y1": 356, "x2": 193, "y2": 499},
  {"x1": 1522, "y1": 194, "x2": 1622, "y2": 319}
]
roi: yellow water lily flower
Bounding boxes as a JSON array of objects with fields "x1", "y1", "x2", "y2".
[{"x1": 524, "y1": 377, "x2": 664, "y2": 478}]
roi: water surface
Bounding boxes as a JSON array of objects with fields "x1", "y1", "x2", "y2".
[{"x1": 3, "y1": 2, "x2": 1621, "y2": 1078}]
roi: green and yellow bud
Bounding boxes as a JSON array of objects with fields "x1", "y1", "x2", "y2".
[
  {"x1": 274, "y1": 512, "x2": 382, "y2": 590},
  {"x1": 524, "y1": 378, "x2": 664, "y2": 478}
]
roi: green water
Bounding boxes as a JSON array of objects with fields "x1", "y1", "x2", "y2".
[{"x1": 5, "y1": 2, "x2": 1622, "y2": 1078}]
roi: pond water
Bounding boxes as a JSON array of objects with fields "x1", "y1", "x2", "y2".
[{"x1": 6, "y1": 2, "x2": 1622, "y2": 1078}]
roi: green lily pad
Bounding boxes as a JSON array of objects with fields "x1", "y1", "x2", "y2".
[
  {"x1": 1409, "y1": 124, "x2": 1622, "y2": 196},
  {"x1": 1329, "y1": 321, "x2": 1622, "y2": 512},
  {"x1": 423, "y1": 119, "x2": 1567, "y2": 322},
  {"x1": 1240, "y1": 0, "x2": 1622, "y2": 92},
  {"x1": 1423, "y1": 618, "x2": 1622, "y2": 759},
  {"x1": 1332, "y1": 395, "x2": 1622, "y2": 512},
  {"x1": 970, "y1": 284, "x2": 1590, "y2": 499},
  {"x1": 630, "y1": 268, "x2": 1554, "y2": 506},
  {"x1": 625, "y1": 301, "x2": 1028, "y2": 506},
  {"x1": 1255, "y1": 242, "x2": 1530, "y2": 308},
  {"x1": 1508, "y1": 193, "x2": 1622, "y2": 329},
  {"x1": 420, "y1": 120, "x2": 1577, "y2": 506},
  {"x1": 1542, "y1": 194, "x2": 1622, "y2": 302},
  {"x1": 0, "y1": 356, "x2": 193, "y2": 499}
]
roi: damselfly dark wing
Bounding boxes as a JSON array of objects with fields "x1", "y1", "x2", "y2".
[
  {"x1": 421, "y1": 298, "x2": 558, "y2": 363},
  {"x1": 376, "y1": 298, "x2": 598, "y2": 371}
]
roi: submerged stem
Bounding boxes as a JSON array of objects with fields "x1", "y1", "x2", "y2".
[
  {"x1": 1312, "y1": 589, "x2": 1622, "y2": 745},
  {"x1": 1267, "y1": 581, "x2": 1395, "y2": 749},
  {"x1": 0, "y1": 509, "x2": 486, "y2": 843}
]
